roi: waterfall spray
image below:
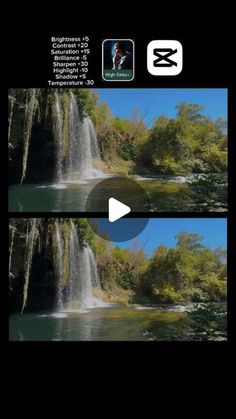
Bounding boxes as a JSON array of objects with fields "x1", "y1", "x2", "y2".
[
  {"x1": 53, "y1": 90, "x2": 103, "y2": 181},
  {"x1": 54, "y1": 220, "x2": 103, "y2": 310},
  {"x1": 54, "y1": 92, "x2": 64, "y2": 181},
  {"x1": 55, "y1": 221, "x2": 64, "y2": 310},
  {"x1": 68, "y1": 92, "x2": 103, "y2": 180}
]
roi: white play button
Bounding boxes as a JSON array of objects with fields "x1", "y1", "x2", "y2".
[{"x1": 108, "y1": 198, "x2": 131, "y2": 222}]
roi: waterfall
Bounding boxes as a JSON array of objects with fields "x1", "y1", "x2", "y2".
[
  {"x1": 55, "y1": 221, "x2": 64, "y2": 310},
  {"x1": 68, "y1": 221, "x2": 80, "y2": 305},
  {"x1": 54, "y1": 220, "x2": 103, "y2": 310},
  {"x1": 88, "y1": 247, "x2": 101, "y2": 290},
  {"x1": 68, "y1": 92, "x2": 103, "y2": 180},
  {"x1": 88, "y1": 116, "x2": 101, "y2": 160},
  {"x1": 77, "y1": 246, "x2": 101, "y2": 308},
  {"x1": 53, "y1": 90, "x2": 103, "y2": 181},
  {"x1": 54, "y1": 92, "x2": 64, "y2": 181}
]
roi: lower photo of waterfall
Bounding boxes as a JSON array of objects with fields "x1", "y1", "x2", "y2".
[
  {"x1": 9, "y1": 218, "x2": 227, "y2": 341},
  {"x1": 8, "y1": 88, "x2": 227, "y2": 212}
]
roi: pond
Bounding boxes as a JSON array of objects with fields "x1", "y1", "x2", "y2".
[
  {"x1": 8, "y1": 174, "x2": 224, "y2": 212},
  {"x1": 9, "y1": 303, "x2": 227, "y2": 341}
]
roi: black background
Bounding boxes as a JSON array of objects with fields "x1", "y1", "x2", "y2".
[
  {"x1": 7, "y1": 30, "x2": 234, "y2": 88},
  {"x1": 3, "y1": 20, "x2": 235, "y2": 380}
]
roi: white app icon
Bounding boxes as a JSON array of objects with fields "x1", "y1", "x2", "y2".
[{"x1": 147, "y1": 40, "x2": 183, "y2": 76}]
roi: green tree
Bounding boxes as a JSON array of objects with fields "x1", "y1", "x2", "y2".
[
  {"x1": 139, "y1": 102, "x2": 227, "y2": 175},
  {"x1": 176, "y1": 231, "x2": 204, "y2": 250},
  {"x1": 138, "y1": 231, "x2": 227, "y2": 304},
  {"x1": 176, "y1": 102, "x2": 205, "y2": 122}
]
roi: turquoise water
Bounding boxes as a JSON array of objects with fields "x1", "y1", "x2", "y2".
[
  {"x1": 8, "y1": 174, "x2": 228, "y2": 212},
  {"x1": 8, "y1": 178, "x2": 190, "y2": 212},
  {"x1": 9, "y1": 304, "x2": 227, "y2": 341}
]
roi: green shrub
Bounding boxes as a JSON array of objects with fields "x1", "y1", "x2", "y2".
[
  {"x1": 202, "y1": 274, "x2": 227, "y2": 301},
  {"x1": 154, "y1": 285, "x2": 183, "y2": 304}
]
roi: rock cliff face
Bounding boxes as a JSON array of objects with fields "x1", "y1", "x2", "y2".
[
  {"x1": 9, "y1": 218, "x2": 102, "y2": 313},
  {"x1": 8, "y1": 89, "x2": 102, "y2": 185},
  {"x1": 9, "y1": 88, "x2": 55, "y2": 184}
]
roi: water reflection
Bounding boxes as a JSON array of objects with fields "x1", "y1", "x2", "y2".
[
  {"x1": 9, "y1": 180, "x2": 98, "y2": 212},
  {"x1": 53, "y1": 313, "x2": 100, "y2": 341},
  {"x1": 9, "y1": 174, "x2": 228, "y2": 213},
  {"x1": 9, "y1": 303, "x2": 227, "y2": 341}
]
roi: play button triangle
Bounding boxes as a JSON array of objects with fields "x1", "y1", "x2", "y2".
[{"x1": 108, "y1": 198, "x2": 131, "y2": 222}]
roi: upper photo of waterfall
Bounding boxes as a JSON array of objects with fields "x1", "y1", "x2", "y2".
[
  {"x1": 8, "y1": 88, "x2": 228, "y2": 212},
  {"x1": 9, "y1": 217, "x2": 227, "y2": 341}
]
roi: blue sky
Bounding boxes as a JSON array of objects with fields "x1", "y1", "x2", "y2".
[
  {"x1": 95, "y1": 89, "x2": 227, "y2": 126},
  {"x1": 107, "y1": 218, "x2": 227, "y2": 256}
]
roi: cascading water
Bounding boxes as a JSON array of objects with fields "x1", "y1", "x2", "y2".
[
  {"x1": 53, "y1": 90, "x2": 103, "y2": 182},
  {"x1": 68, "y1": 221, "x2": 80, "y2": 305},
  {"x1": 88, "y1": 116, "x2": 101, "y2": 160},
  {"x1": 55, "y1": 220, "x2": 103, "y2": 310},
  {"x1": 77, "y1": 246, "x2": 102, "y2": 309},
  {"x1": 54, "y1": 92, "x2": 64, "y2": 181},
  {"x1": 55, "y1": 221, "x2": 64, "y2": 310},
  {"x1": 88, "y1": 247, "x2": 101, "y2": 290},
  {"x1": 67, "y1": 92, "x2": 103, "y2": 180}
]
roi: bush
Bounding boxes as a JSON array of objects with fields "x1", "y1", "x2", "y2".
[
  {"x1": 153, "y1": 285, "x2": 183, "y2": 304},
  {"x1": 188, "y1": 174, "x2": 228, "y2": 208},
  {"x1": 187, "y1": 304, "x2": 227, "y2": 340},
  {"x1": 181, "y1": 287, "x2": 207, "y2": 302},
  {"x1": 201, "y1": 274, "x2": 227, "y2": 301},
  {"x1": 117, "y1": 269, "x2": 139, "y2": 290}
]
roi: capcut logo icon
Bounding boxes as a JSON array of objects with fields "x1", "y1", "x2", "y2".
[{"x1": 147, "y1": 40, "x2": 183, "y2": 76}]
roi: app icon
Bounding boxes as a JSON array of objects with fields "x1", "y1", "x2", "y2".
[
  {"x1": 102, "y1": 39, "x2": 135, "y2": 81},
  {"x1": 147, "y1": 40, "x2": 183, "y2": 76}
]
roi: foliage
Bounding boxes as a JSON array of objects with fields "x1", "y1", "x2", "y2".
[
  {"x1": 73, "y1": 89, "x2": 98, "y2": 117},
  {"x1": 188, "y1": 174, "x2": 228, "y2": 210},
  {"x1": 176, "y1": 102, "x2": 205, "y2": 121},
  {"x1": 138, "y1": 232, "x2": 227, "y2": 304},
  {"x1": 140, "y1": 103, "x2": 227, "y2": 175},
  {"x1": 73, "y1": 218, "x2": 94, "y2": 246},
  {"x1": 97, "y1": 245, "x2": 146, "y2": 292},
  {"x1": 201, "y1": 274, "x2": 227, "y2": 301},
  {"x1": 154, "y1": 285, "x2": 183, "y2": 304},
  {"x1": 187, "y1": 304, "x2": 227, "y2": 340},
  {"x1": 20, "y1": 89, "x2": 40, "y2": 184},
  {"x1": 176, "y1": 231, "x2": 204, "y2": 250},
  {"x1": 8, "y1": 90, "x2": 227, "y2": 185},
  {"x1": 9, "y1": 220, "x2": 227, "y2": 312}
]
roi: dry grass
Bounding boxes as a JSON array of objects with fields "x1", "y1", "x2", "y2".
[
  {"x1": 93, "y1": 157, "x2": 134, "y2": 177},
  {"x1": 93, "y1": 287, "x2": 133, "y2": 306}
]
